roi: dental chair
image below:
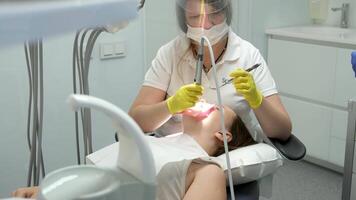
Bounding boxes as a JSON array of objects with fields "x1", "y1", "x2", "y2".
[
  {"x1": 92, "y1": 89, "x2": 306, "y2": 200},
  {"x1": 229, "y1": 134, "x2": 306, "y2": 200},
  {"x1": 113, "y1": 130, "x2": 306, "y2": 200}
]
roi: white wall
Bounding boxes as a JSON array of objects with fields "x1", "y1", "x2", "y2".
[
  {"x1": 143, "y1": 1, "x2": 179, "y2": 71},
  {"x1": 237, "y1": 0, "x2": 310, "y2": 58},
  {"x1": 237, "y1": 0, "x2": 356, "y2": 58},
  {"x1": 0, "y1": 15, "x2": 145, "y2": 197}
]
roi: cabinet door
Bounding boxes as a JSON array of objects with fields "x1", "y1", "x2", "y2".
[
  {"x1": 281, "y1": 96, "x2": 331, "y2": 161},
  {"x1": 329, "y1": 109, "x2": 348, "y2": 166},
  {"x1": 333, "y1": 49, "x2": 356, "y2": 108},
  {"x1": 268, "y1": 38, "x2": 351, "y2": 167},
  {"x1": 268, "y1": 38, "x2": 337, "y2": 105}
]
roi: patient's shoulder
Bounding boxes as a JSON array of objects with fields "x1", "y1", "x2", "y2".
[{"x1": 185, "y1": 161, "x2": 225, "y2": 192}]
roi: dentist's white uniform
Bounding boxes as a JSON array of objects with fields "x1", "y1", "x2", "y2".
[{"x1": 144, "y1": 29, "x2": 278, "y2": 140}]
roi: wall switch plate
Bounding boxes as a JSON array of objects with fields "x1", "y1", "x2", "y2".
[
  {"x1": 114, "y1": 42, "x2": 126, "y2": 57},
  {"x1": 100, "y1": 42, "x2": 126, "y2": 60}
]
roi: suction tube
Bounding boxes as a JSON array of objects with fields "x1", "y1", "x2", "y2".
[{"x1": 201, "y1": 36, "x2": 235, "y2": 200}]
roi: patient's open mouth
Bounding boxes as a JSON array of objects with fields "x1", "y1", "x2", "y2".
[{"x1": 182, "y1": 101, "x2": 216, "y2": 120}]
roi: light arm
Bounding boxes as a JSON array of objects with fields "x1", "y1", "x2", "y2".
[{"x1": 67, "y1": 94, "x2": 156, "y2": 184}]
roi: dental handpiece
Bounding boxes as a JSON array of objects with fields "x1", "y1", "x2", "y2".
[
  {"x1": 219, "y1": 63, "x2": 262, "y2": 88},
  {"x1": 194, "y1": 38, "x2": 205, "y2": 85}
]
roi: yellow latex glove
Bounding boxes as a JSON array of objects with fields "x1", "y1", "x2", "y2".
[
  {"x1": 166, "y1": 83, "x2": 204, "y2": 114},
  {"x1": 229, "y1": 68, "x2": 263, "y2": 109}
]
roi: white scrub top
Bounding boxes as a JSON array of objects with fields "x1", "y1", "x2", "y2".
[{"x1": 144, "y1": 29, "x2": 278, "y2": 138}]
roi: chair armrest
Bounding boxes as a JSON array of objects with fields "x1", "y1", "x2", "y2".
[{"x1": 269, "y1": 134, "x2": 306, "y2": 161}]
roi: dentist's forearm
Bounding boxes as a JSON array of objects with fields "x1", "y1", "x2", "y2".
[
  {"x1": 253, "y1": 95, "x2": 292, "y2": 141},
  {"x1": 129, "y1": 101, "x2": 172, "y2": 133}
]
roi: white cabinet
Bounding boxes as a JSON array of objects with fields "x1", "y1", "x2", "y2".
[{"x1": 267, "y1": 37, "x2": 356, "y2": 168}]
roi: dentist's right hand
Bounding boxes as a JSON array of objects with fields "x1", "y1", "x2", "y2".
[{"x1": 166, "y1": 83, "x2": 204, "y2": 114}]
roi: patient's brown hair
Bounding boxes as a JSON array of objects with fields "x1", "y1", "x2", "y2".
[{"x1": 214, "y1": 115, "x2": 256, "y2": 156}]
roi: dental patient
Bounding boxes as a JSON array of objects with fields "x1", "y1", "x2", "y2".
[
  {"x1": 11, "y1": 102, "x2": 255, "y2": 200},
  {"x1": 155, "y1": 102, "x2": 255, "y2": 200}
]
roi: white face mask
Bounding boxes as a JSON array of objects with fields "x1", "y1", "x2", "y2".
[{"x1": 186, "y1": 22, "x2": 229, "y2": 45}]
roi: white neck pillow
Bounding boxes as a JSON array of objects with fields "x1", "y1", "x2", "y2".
[{"x1": 86, "y1": 133, "x2": 283, "y2": 184}]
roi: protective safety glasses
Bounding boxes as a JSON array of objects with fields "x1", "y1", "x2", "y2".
[{"x1": 176, "y1": 0, "x2": 227, "y2": 27}]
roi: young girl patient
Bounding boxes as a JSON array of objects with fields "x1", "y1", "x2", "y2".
[
  {"x1": 12, "y1": 103, "x2": 255, "y2": 200},
  {"x1": 155, "y1": 102, "x2": 255, "y2": 200}
]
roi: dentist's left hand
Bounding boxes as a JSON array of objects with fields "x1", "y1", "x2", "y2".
[
  {"x1": 229, "y1": 68, "x2": 263, "y2": 109},
  {"x1": 166, "y1": 83, "x2": 204, "y2": 114}
]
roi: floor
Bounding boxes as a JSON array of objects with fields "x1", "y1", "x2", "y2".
[{"x1": 260, "y1": 160, "x2": 343, "y2": 200}]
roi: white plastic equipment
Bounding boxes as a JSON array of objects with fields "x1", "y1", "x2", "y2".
[
  {"x1": 37, "y1": 94, "x2": 156, "y2": 200},
  {"x1": 0, "y1": 0, "x2": 138, "y2": 46}
]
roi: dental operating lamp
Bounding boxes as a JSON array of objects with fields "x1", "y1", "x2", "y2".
[{"x1": 0, "y1": 0, "x2": 140, "y2": 46}]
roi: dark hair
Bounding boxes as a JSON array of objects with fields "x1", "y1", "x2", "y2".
[
  {"x1": 176, "y1": 0, "x2": 232, "y2": 33},
  {"x1": 214, "y1": 115, "x2": 256, "y2": 156}
]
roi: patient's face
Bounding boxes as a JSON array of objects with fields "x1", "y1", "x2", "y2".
[
  {"x1": 182, "y1": 102, "x2": 236, "y2": 132},
  {"x1": 205, "y1": 105, "x2": 236, "y2": 132}
]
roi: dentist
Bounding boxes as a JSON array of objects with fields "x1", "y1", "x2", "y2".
[{"x1": 129, "y1": 0, "x2": 292, "y2": 141}]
